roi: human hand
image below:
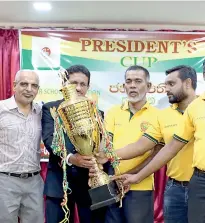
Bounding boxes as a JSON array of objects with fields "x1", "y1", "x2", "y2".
[
  {"x1": 115, "y1": 173, "x2": 140, "y2": 186},
  {"x1": 94, "y1": 151, "x2": 108, "y2": 164},
  {"x1": 88, "y1": 161, "x2": 104, "y2": 177},
  {"x1": 109, "y1": 175, "x2": 130, "y2": 194},
  {"x1": 69, "y1": 153, "x2": 95, "y2": 168}
]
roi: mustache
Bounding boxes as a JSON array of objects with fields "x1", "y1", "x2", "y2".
[{"x1": 129, "y1": 91, "x2": 138, "y2": 93}]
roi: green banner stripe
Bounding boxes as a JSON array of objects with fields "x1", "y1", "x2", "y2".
[
  {"x1": 21, "y1": 50, "x2": 118, "y2": 71},
  {"x1": 21, "y1": 49, "x2": 204, "y2": 72},
  {"x1": 150, "y1": 57, "x2": 204, "y2": 72}
]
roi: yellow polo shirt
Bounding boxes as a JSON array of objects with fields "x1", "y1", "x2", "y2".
[
  {"x1": 174, "y1": 92, "x2": 205, "y2": 171},
  {"x1": 143, "y1": 104, "x2": 194, "y2": 181},
  {"x1": 105, "y1": 101, "x2": 159, "y2": 191}
]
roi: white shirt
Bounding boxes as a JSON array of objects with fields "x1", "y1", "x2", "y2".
[{"x1": 0, "y1": 96, "x2": 42, "y2": 173}]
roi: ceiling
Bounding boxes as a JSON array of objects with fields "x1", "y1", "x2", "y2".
[{"x1": 0, "y1": 1, "x2": 205, "y2": 30}]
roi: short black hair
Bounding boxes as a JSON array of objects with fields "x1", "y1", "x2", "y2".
[
  {"x1": 65, "y1": 64, "x2": 91, "y2": 85},
  {"x1": 165, "y1": 65, "x2": 197, "y2": 90},
  {"x1": 125, "y1": 65, "x2": 150, "y2": 81}
]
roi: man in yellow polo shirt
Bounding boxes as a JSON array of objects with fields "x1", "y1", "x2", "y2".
[
  {"x1": 143, "y1": 65, "x2": 196, "y2": 223},
  {"x1": 116, "y1": 79, "x2": 205, "y2": 222},
  {"x1": 104, "y1": 65, "x2": 159, "y2": 223},
  {"x1": 99, "y1": 65, "x2": 196, "y2": 223}
]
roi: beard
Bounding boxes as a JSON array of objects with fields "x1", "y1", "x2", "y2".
[
  {"x1": 127, "y1": 93, "x2": 146, "y2": 103},
  {"x1": 127, "y1": 97, "x2": 141, "y2": 103},
  {"x1": 168, "y1": 90, "x2": 187, "y2": 104}
]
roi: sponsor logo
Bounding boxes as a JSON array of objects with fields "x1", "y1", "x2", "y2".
[{"x1": 164, "y1": 124, "x2": 177, "y2": 128}]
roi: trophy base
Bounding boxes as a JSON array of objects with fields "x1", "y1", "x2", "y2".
[{"x1": 89, "y1": 180, "x2": 121, "y2": 211}]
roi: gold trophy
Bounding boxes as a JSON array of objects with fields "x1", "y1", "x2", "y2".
[{"x1": 57, "y1": 79, "x2": 122, "y2": 210}]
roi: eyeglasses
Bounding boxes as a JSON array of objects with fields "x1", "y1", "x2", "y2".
[{"x1": 18, "y1": 82, "x2": 39, "y2": 90}]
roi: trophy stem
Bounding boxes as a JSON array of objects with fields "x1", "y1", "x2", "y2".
[{"x1": 88, "y1": 159, "x2": 110, "y2": 189}]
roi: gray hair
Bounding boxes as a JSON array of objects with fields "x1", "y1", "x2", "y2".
[{"x1": 14, "y1": 69, "x2": 39, "y2": 83}]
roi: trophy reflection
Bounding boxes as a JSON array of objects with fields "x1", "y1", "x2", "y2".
[{"x1": 57, "y1": 82, "x2": 121, "y2": 210}]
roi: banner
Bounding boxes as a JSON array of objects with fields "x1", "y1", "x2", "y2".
[{"x1": 20, "y1": 30, "x2": 205, "y2": 161}]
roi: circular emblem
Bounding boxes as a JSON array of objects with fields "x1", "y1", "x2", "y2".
[
  {"x1": 147, "y1": 96, "x2": 155, "y2": 105},
  {"x1": 41, "y1": 47, "x2": 51, "y2": 57},
  {"x1": 140, "y1": 121, "x2": 151, "y2": 132}
]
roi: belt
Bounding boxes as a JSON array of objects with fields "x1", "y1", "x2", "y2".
[
  {"x1": 194, "y1": 167, "x2": 205, "y2": 177},
  {"x1": 168, "y1": 177, "x2": 189, "y2": 187},
  {"x1": 0, "y1": 171, "x2": 40, "y2": 179}
]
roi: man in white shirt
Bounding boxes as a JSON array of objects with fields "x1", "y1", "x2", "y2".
[{"x1": 0, "y1": 70, "x2": 44, "y2": 223}]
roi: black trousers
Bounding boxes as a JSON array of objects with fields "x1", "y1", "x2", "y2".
[
  {"x1": 105, "y1": 190, "x2": 154, "y2": 223},
  {"x1": 45, "y1": 196, "x2": 75, "y2": 223},
  {"x1": 45, "y1": 196, "x2": 107, "y2": 223}
]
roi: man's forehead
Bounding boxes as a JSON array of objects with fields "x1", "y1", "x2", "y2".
[
  {"x1": 126, "y1": 70, "x2": 145, "y2": 79},
  {"x1": 18, "y1": 72, "x2": 39, "y2": 83},
  {"x1": 69, "y1": 72, "x2": 88, "y2": 82},
  {"x1": 165, "y1": 71, "x2": 180, "y2": 82}
]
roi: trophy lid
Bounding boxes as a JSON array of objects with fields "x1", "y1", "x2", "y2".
[
  {"x1": 61, "y1": 84, "x2": 78, "y2": 101},
  {"x1": 58, "y1": 68, "x2": 78, "y2": 101}
]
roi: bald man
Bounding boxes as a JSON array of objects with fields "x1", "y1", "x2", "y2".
[{"x1": 0, "y1": 70, "x2": 44, "y2": 223}]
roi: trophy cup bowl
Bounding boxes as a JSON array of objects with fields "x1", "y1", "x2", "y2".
[{"x1": 57, "y1": 84, "x2": 121, "y2": 210}]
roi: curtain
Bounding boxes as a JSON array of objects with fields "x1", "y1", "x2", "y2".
[
  {"x1": 154, "y1": 167, "x2": 167, "y2": 223},
  {"x1": 0, "y1": 29, "x2": 20, "y2": 100}
]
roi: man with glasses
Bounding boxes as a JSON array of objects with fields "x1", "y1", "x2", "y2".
[{"x1": 0, "y1": 70, "x2": 43, "y2": 223}]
